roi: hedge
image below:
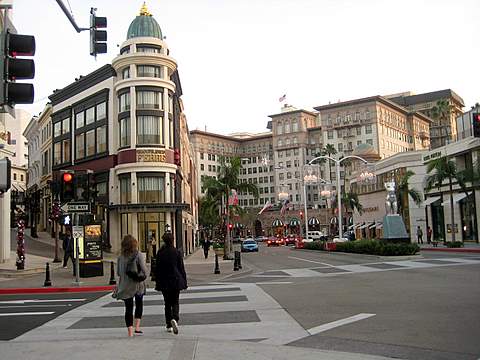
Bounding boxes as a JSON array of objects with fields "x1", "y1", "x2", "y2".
[
  {"x1": 445, "y1": 241, "x2": 464, "y2": 248},
  {"x1": 304, "y1": 239, "x2": 419, "y2": 256}
]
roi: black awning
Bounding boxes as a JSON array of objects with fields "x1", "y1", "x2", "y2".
[{"x1": 109, "y1": 202, "x2": 190, "y2": 213}]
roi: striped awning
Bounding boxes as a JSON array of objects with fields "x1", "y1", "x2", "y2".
[
  {"x1": 289, "y1": 218, "x2": 301, "y2": 227},
  {"x1": 308, "y1": 217, "x2": 320, "y2": 225},
  {"x1": 272, "y1": 219, "x2": 284, "y2": 227},
  {"x1": 329, "y1": 217, "x2": 337, "y2": 224},
  {"x1": 234, "y1": 223, "x2": 244, "y2": 229}
]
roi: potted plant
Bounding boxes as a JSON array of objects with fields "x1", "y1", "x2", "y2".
[{"x1": 213, "y1": 241, "x2": 225, "y2": 256}]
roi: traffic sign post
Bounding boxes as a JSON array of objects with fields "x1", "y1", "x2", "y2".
[
  {"x1": 61, "y1": 202, "x2": 90, "y2": 213},
  {"x1": 72, "y1": 224, "x2": 83, "y2": 285}
]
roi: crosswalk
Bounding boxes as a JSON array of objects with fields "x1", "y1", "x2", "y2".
[
  {"x1": 12, "y1": 284, "x2": 312, "y2": 345},
  {"x1": 254, "y1": 256, "x2": 480, "y2": 279}
]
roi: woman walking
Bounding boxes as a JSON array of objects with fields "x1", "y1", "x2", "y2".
[
  {"x1": 155, "y1": 232, "x2": 188, "y2": 334},
  {"x1": 117, "y1": 235, "x2": 148, "y2": 337}
]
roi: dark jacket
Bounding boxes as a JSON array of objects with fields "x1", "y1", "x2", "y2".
[
  {"x1": 63, "y1": 235, "x2": 73, "y2": 253},
  {"x1": 155, "y1": 246, "x2": 187, "y2": 291}
]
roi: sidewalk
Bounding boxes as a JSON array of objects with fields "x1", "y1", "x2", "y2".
[{"x1": 420, "y1": 242, "x2": 480, "y2": 253}]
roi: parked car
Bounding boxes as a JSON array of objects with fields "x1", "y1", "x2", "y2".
[
  {"x1": 307, "y1": 231, "x2": 324, "y2": 241},
  {"x1": 241, "y1": 239, "x2": 259, "y2": 252},
  {"x1": 267, "y1": 237, "x2": 283, "y2": 247}
]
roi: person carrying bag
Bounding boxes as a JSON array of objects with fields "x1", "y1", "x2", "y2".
[{"x1": 116, "y1": 235, "x2": 148, "y2": 337}]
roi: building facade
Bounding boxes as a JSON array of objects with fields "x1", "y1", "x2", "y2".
[
  {"x1": 388, "y1": 89, "x2": 465, "y2": 148},
  {"x1": 48, "y1": 5, "x2": 198, "y2": 256}
]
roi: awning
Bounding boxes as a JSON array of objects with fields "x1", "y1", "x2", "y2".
[
  {"x1": 376, "y1": 223, "x2": 383, "y2": 229},
  {"x1": 424, "y1": 196, "x2": 440, "y2": 206},
  {"x1": 329, "y1": 217, "x2": 337, "y2": 224},
  {"x1": 272, "y1": 219, "x2": 284, "y2": 227},
  {"x1": 289, "y1": 218, "x2": 301, "y2": 227},
  {"x1": 358, "y1": 223, "x2": 369, "y2": 229},
  {"x1": 441, "y1": 192, "x2": 470, "y2": 206},
  {"x1": 347, "y1": 216, "x2": 353, "y2": 225},
  {"x1": 368, "y1": 222, "x2": 376, "y2": 229},
  {"x1": 309, "y1": 217, "x2": 320, "y2": 225}
]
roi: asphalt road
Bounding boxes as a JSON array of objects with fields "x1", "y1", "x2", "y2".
[
  {"x1": 233, "y1": 243, "x2": 480, "y2": 360},
  {"x1": 0, "y1": 291, "x2": 107, "y2": 340}
]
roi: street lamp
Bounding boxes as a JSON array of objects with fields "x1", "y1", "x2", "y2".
[{"x1": 307, "y1": 155, "x2": 371, "y2": 238}]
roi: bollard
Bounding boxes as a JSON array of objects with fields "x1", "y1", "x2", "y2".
[
  {"x1": 150, "y1": 256, "x2": 156, "y2": 282},
  {"x1": 233, "y1": 251, "x2": 239, "y2": 271},
  {"x1": 44, "y1": 262, "x2": 52, "y2": 287},
  {"x1": 238, "y1": 251, "x2": 242, "y2": 269},
  {"x1": 214, "y1": 254, "x2": 220, "y2": 274},
  {"x1": 109, "y1": 261, "x2": 116, "y2": 285}
]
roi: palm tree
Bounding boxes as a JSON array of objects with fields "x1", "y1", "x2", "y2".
[
  {"x1": 198, "y1": 196, "x2": 220, "y2": 239},
  {"x1": 323, "y1": 143, "x2": 337, "y2": 181},
  {"x1": 425, "y1": 156, "x2": 459, "y2": 242},
  {"x1": 201, "y1": 156, "x2": 258, "y2": 256},
  {"x1": 430, "y1": 99, "x2": 454, "y2": 144},
  {"x1": 395, "y1": 170, "x2": 422, "y2": 227}
]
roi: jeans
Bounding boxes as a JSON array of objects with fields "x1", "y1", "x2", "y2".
[
  {"x1": 63, "y1": 251, "x2": 74, "y2": 267},
  {"x1": 162, "y1": 289, "x2": 180, "y2": 327},
  {"x1": 123, "y1": 294, "x2": 144, "y2": 327}
]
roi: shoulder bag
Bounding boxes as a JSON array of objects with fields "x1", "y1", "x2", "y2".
[{"x1": 126, "y1": 253, "x2": 147, "y2": 282}]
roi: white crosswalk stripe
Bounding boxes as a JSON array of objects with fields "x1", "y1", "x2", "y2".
[
  {"x1": 254, "y1": 257, "x2": 480, "y2": 278},
  {"x1": 12, "y1": 283, "x2": 311, "y2": 345}
]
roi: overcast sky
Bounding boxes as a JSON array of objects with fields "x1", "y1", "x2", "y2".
[{"x1": 12, "y1": 0, "x2": 480, "y2": 134}]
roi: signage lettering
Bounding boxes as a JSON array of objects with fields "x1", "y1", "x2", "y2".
[
  {"x1": 363, "y1": 206, "x2": 379, "y2": 213},
  {"x1": 137, "y1": 149, "x2": 167, "y2": 163},
  {"x1": 423, "y1": 151, "x2": 442, "y2": 163}
]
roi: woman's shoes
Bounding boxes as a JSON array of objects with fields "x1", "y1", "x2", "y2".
[{"x1": 134, "y1": 330, "x2": 143, "y2": 335}]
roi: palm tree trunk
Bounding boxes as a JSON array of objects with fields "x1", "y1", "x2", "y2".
[{"x1": 449, "y1": 177, "x2": 456, "y2": 242}]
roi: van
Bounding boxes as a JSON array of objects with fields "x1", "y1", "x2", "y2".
[{"x1": 307, "y1": 231, "x2": 322, "y2": 240}]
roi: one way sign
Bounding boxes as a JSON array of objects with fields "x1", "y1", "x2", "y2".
[{"x1": 61, "y1": 202, "x2": 90, "y2": 213}]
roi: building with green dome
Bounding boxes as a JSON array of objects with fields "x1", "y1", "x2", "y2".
[{"x1": 47, "y1": 3, "x2": 198, "y2": 258}]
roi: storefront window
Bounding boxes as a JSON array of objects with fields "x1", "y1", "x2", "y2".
[
  {"x1": 136, "y1": 90, "x2": 162, "y2": 109},
  {"x1": 138, "y1": 175, "x2": 165, "y2": 203},
  {"x1": 119, "y1": 117, "x2": 130, "y2": 147},
  {"x1": 96, "y1": 125, "x2": 107, "y2": 153},
  {"x1": 460, "y1": 194, "x2": 477, "y2": 241},
  {"x1": 119, "y1": 92, "x2": 130, "y2": 112},
  {"x1": 137, "y1": 116, "x2": 163, "y2": 145},
  {"x1": 119, "y1": 176, "x2": 131, "y2": 204}
]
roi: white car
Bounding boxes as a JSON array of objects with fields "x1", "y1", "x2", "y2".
[
  {"x1": 307, "y1": 231, "x2": 323, "y2": 240},
  {"x1": 332, "y1": 237, "x2": 349, "y2": 243}
]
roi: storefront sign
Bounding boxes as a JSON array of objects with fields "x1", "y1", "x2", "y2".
[
  {"x1": 447, "y1": 224, "x2": 458, "y2": 233},
  {"x1": 84, "y1": 225, "x2": 103, "y2": 260},
  {"x1": 137, "y1": 149, "x2": 166, "y2": 163},
  {"x1": 423, "y1": 151, "x2": 443, "y2": 163},
  {"x1": 363, "y1": 206, "x2": 379, "y2": 213}
]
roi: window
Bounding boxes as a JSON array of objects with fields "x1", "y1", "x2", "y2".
[
  {"x1": 356, "y1": 127, "x2": 361, "y2": 135},
  {"x1": 137, "y1": 116, "x2": 163, "y2": 145},
  {"x1": 169, "y1": 118, "x2": 174, "y2": 148},
  {"x1": 120, "y1": 46, "x2": 130, "y2": 55},
  {"x1": 20, "y1": 174, "x2": 23, "y2": 181},
  {"x1": 136, "y1": 90, "x2": 162, "y2": 109},
  {"x1": 119, "y1": 117, "x2": 130, "y2": 147},
  {"x1": 63, "y1": 139, "x2": 70, "y2": 163},
  {"x1": 366, "y1": 139, "x2": 373, "y2": 145},
  {"x1": 97, "y1": 102, "x2": 106, "y2": 121},
  {"x1": 86, "y1": 107, "x2": 95, "y2": 125},
  {"x1": 86, "y1": 130, "x2": 95, "y2": 157},
  {"x1": 338, "y1": 143, "x2": 343, "y2": 152},
  {"x1": 137, "y1": 65, "x2": 162, "y2": 78},
  {"x1": 54, "y1": 142, "x2": 61, "y2": 165},
  {"x1": 76, "y1": 133, "x2": 85, "y2": 159},
  {"x1": 277, "y1": 122, "x2": 283, "y2": 135},
  {"x1": 122, "y1": 67, "x2": 130, "y2": 79},
  {"x1": 278, "y1": 151, "x2": 283, "y2": 158},
  {"x1": 365, "y1": 110, "x2": 370, "y2": 120},
  {"x1": 365, "y1": 124, "x2": 372, "y2": 134},
  {"x1": 13, "y1": 173, "x2": 16, "y2": 180},
  {"x1": 279, "y1": 173, "x2": 284, "y2": 180},
  {"x1": 138, "y1": 175, "x2": 165, "y2": 203},
  {"x1": 284, "y1": 122, "x2": 290, "y2": 133},
  {"x1": 168, "y1": 94, "x2": 173, "y2": 114},
  {"x1": 292, "y1": 120, "x2": 298, "y2": 132},
  {"x1": 136, "y1": 45, "x2": 161, "y2": 53},
  {"x1": 278, "y1": 139, "x2": 283, "y2": 146},
  {"x1": 357, "y1": 140, "x2": 362, "y2": 146},
  {"x1": 62, "y1": 118, "x2": 69, "y2": 134},
  {"x1": 119, "y1": 92, "x2": 130, "y2": 112},
  {"x1": 54, "y1": 122, "x2": 62, "y2": 137},
  {"x1": 327, "y1": 130, "x2": 333, "y2": 139},
  {"x1": 75, "y1": 112, "x2": 85, "y2": 129},
  {"x1": 286, "y1": 161, "x2": 291, "y2": 168},
  {"x1": 294, "y1": 148, "x2": 299, "y2": 155},
  {"x1": 96, "y1": 125, "x2": 107, "y2": 153},
  {"x1": 200, "y1": 164, "x2": 204, "y2": 171},
  {"x1": 200, "y1": 153, "x2": 204, "y2": 160},
  {"x1": 293, "y1": 137, "x2": 298, "y2": 145},
  {"x1": 355, "y1": 112, "x2": 360, "y2": 121},
  {"x1": 119, "y1": 176, "x2": 131, "y2": 204}
]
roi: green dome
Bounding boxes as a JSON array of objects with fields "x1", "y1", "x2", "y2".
[{"x1": 127, "y1": 4, "x2": 163, "y2": 40}]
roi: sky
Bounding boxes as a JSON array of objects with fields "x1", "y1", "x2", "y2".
[{"x1": 12, "y1": 0, "x2": 480, "y2": 135}]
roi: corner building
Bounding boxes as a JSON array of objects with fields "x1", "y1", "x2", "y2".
[{"x1": 49, "y1": 6, "x2": 197, "y2": 256}]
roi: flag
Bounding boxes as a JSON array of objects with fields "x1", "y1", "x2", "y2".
[
  {"x1": 278, "y1": 94, "x2": 286, "y2": 102},
  {"x1": 228, "y1": 189, "x2": 239, "y2": 206},
  {"x1": 280, "y1": 200, "x2": 290, "y2": 216},
  {"x1": 258, "y1": 200, "x2": 272, "y2": 215}
]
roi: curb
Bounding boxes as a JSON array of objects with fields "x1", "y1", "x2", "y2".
[
  {"x1": 421, "y1": 248, "x2": 480, "y2": 253},
  {"x1": 0, "y1": 285, "x2": 114, "y2": 295}
]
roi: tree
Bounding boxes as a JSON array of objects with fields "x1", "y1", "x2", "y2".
[
  {"x1": 323, "y1": 143, "x2": 337, "y2": 181},
  {"x1": 201, "y1": 156, "x2": 258, "y2": 256},
  {"x1": 395, "y1": 170, "x2": 422, "y2": 224},
  {"x1": 198, "y1": 196, "x2": 220, "y2": 240},
  {"x1": 430, "y1": 99, "x2": 454, "y2": 143},
  {"x1": 425, "y1": 157, "x2": 460, "y2": 242}
]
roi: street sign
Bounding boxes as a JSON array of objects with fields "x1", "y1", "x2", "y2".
[
  {"x1": 72, "y1": 225, "x2": 84, "y2": 259},
  {"x1": 61, "y1": 202, "x2": 90, "y2": 213}
]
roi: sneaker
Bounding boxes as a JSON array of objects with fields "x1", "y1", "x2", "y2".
[
  {"x1": 134, "y1": 330, "x2": 143, "y2": 335},
  {"x1": 166, "y1": 327, "x2": 173, "y2": 333},
  {"x1": 63, "y1": 266, "x2": 67, "y2": 269},
  {"x1": 171, "y1": 319, "x2": 178, "y2": 335}
]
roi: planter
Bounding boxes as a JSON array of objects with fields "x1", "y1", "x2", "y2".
[{"x1": 214, "y1": 248, "x2": 225, "y2": 256}]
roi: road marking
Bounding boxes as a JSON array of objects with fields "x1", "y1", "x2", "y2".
[
  {"x1": 255, "y1": 281, "x2": 293, "y2": 285},
  {"x1": 307, "y1": 313, "x2": 376, "y2": 335},
  {"x1": 0, "y1": 305, "x2": 69, "y2": 308},
  {"x1": 288, "y1": 256, "x2": 335, "y2": 267},
  {"x1": 0, "y1": 299, "x2": 86, "y2": 304},
  {"x1": 0, "y1": 312, "x2": 54, "y2": 316}
]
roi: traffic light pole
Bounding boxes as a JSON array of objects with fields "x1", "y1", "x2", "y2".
[
  {"x1": 73, "y1": 213, "x2": 80, "y2": 286},
  {"x1": 55, "y1": 0, "x2": 89, "y2": 33}
]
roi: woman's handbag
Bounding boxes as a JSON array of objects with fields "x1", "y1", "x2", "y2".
[{"x1": 126, "y1": 253, "x2": 147, "y2": 282}]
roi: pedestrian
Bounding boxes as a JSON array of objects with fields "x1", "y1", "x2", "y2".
[
  {"x1": 116, "y1": 234, "x2": 148, "y2": 337},
  {"x1": 427, "y1": 226, "x2": 433, "y2": 244},
  {"x1": 203, "y1": 238, "x2": 211, "y2": 259},
  {"x1": 155, "y1": 232, "x2": 188, "y2": 335},
  {"x1": 417, "y1": 226, "x2": 423, "y2": 244},
  {"x1": 62, "y1": 229, "x2": 74, "y2": 268}
]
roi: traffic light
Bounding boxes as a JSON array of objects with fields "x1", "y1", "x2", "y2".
[
  {"x1": 61, "y1": 171, "x2": 75, "y2": 203},
  {"x1": 0, "y1": 30, "x2": 35, "y2": 106},
  {"x1": 299, "y1": 211, "x2": 304, "y2": 220},
  {"x1": 473, "y1": 113, "x2": 480, "y2": 138},
  {"x1": 228, "y1": 223, "x2": 233, "y2": 230},
  {"x1": 89, "y1": 8, "x2": 107, "y2": 56},
  {"x1": 174, "y1": 149, "x2": 181, "y2": 166}
]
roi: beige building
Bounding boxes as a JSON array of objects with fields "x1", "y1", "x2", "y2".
[{"x1": 388, "y1": 89, "x2": 465, "y2": 149}]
